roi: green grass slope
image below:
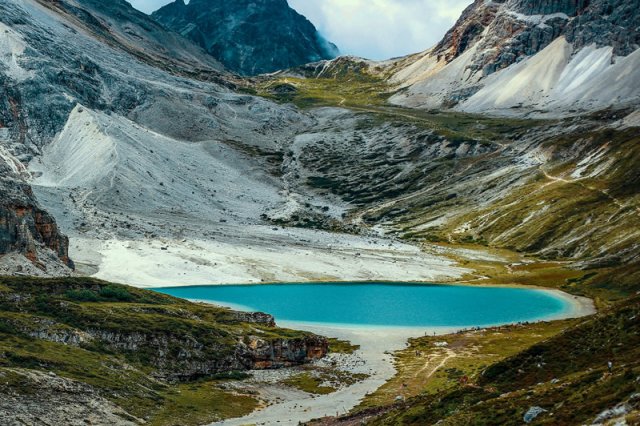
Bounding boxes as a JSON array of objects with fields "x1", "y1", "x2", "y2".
[
  {"x1": 320, "y1": 296, "x2": 639, "y2": 426},
  {"x1": 0, "y1": 277, "x2": 327, "y2": 425}
]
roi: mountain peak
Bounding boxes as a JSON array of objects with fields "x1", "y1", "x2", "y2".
[
  {"x1": 152, "y1": 0, "x2": 339, "y2": 75},
  {"x1": 390, "y1": 0, "x2": 640, "y2": 113}
]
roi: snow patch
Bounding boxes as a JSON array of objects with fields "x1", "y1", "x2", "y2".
[{"x1": 507, "y1": 11, "x2": 570, "y2": 27}]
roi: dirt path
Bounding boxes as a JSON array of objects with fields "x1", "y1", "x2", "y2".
[
  {"x1": 540, "y1": 167, "x2": 639, "y2": 215},
  {"x1": 414, "y1": 348, "x2": 457, "y2": 380}
]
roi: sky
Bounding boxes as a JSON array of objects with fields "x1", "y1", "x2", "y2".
[{"x1": 129, "y1": 0, "x2": 472, "y2": 60}]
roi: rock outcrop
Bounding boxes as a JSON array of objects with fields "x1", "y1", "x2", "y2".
[
  {"x1": 0, "y1": 153, "x2": 73, "y2": 272},
  {"x1": 433, "y1": 0, "x2": 638, "y2": 77},
  {"x1": 18, "y1": 325, "x2": 328, "y2": 380},
  {"x1": 152, "y1": 0, "x2": 339, "y2": 75},
  {"x1": 0, "y1": 369, "x2": 138, "y2": 426}
]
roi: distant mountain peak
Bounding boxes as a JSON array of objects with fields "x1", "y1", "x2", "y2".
[{"x1": 152, "y1": 0, "x2": 339, "y2": 75}]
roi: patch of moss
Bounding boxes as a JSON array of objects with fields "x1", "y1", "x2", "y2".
[
  {"x1": 283, "y1": 372, "x2": 337, "y2": 395},
  {"x1": 149, "y1": 381, "x2": 258, "y2": 426},
  {"x1": 283, "y1": 369, "x2": 369, "y2": 396},
  {"x1": 328, "y1": 338, "x2": 360, "y2": 354}
]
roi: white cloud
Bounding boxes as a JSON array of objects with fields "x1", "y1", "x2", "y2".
[
  {"x1": 288, "y1": 0, "x2": 472, "y2": 60},
  {"x1": 128, "y1": 0, "x2": 472, "y2": 60}
]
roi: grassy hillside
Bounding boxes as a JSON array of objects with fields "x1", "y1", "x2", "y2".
[
  {"x1": 310, "y1": 296, "x2": 640, "y2": 426},
  {"x1": 0, "y1": 277, "x2": 327, "y2": 425}
]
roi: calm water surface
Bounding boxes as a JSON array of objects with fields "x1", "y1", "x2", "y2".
[{"x1": 156, "y1": 283, "x2": 571, "y2": 328}]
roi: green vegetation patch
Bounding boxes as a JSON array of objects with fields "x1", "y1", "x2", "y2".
[
  {"x1": 327, "y1": 337, "x2": 360, "y2": 354},
  {"x1": 283, "y1": 369, "x2": 369, "y2": 395},
  {"x1": 0, "y1": 276, "x2": 322, "y2": 425},
  {"x1": 283, "y1": 371, "x2": 337, "y2": 395}
]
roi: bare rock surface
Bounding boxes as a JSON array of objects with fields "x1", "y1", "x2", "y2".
[
  {"x1": 152, "y1": 0, "x2": 338, "y2": 75},
  {"x1": 0, "y1": 368, "x2": 138, "y2": 426}
]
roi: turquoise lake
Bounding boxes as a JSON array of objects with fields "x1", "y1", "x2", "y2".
[{"x1": 156, "y1": 283, "x2": 573, "y2": 328}]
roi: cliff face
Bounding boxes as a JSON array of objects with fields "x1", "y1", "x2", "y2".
[
  {"x1": 152, "y1": 0, "x2": 339, "y2": 75},
  {"x1": 22, "y1": 325, "x2": 327, "y2": 380},
  {"x1": 0, "y1": 154, "x2": 73, "y2": 272},
  {"x1": 0, "y1": 198, "x2": 73, "y2": 269}
]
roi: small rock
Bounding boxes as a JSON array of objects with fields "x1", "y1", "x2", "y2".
[{"x1": 524, "y1": 406, "x2": 547, "y2": 423}]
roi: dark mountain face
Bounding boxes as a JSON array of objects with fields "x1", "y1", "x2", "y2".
[{"x1": 152, "y1": 0, "x2": 339, "y2": 75}]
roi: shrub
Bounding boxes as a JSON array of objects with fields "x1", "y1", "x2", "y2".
[
  {"x1": 0, "y1": 320, "x2": 16, "y2": 335},
  {"x1": 65, "y1": 289, "x2": 99, "y2": 302},
  {"x1": 99, "y1": 285, "x2": 133, "y2": 301}
]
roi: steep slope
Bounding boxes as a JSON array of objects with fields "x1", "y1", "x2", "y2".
[
  {"x1": 152, "y1": 0, "x2": 339, "y2": 75},
  {"x1": 0, "y1": 0, "x2": 232, "y2": 273},
  {"x1": 34, "y1": 0, "x2": 226, "y2": 78},
  {"x1": 389, "y1": 0, "x2": 640, "y2": 115}
]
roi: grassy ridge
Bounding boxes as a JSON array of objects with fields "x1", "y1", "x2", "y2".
[{"x1": 0, "y1": 277, "x2": 320, "y2": 425}]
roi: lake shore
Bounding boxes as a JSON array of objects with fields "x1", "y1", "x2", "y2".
[
  {"x1": 540, "y1": 288, "x2": 596, "y2": 319},
  {"x1": 204, "y1": 286, "x2": 595, "y2": 426},
  {"x1": 211, "y1": 324, "x2": 459, "y2": 426}
]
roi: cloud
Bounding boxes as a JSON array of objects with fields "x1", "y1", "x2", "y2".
[
  {"x1": 288, "y1": 0, "x2": 472, "y2": 60},
  {"x1": 128, "y1": 0, "x2": 472, "y2": 60}
]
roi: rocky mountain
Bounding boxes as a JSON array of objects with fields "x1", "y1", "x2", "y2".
[
  {"x1": 0, "y1": 0, "x2": 637, "y2": 287},
  {"x1": 152, "y1": 0, "x2": 339, "y2": 75},
  {"x1": 388, "y1": 0, "x2": 640, "y2": 114}
]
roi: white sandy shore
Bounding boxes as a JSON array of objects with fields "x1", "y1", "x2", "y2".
[
  {"x1": 69, "y1": 225, "x2": 470, "y2": 287},
  {"x1": 206, "y1": 287, "x2": 595, "y2": 426},
  {"x1": 540, "y1": 289, "x2": 596, "y2": 319}
]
